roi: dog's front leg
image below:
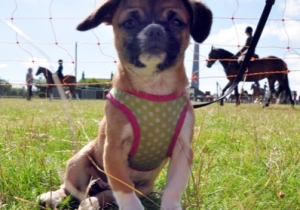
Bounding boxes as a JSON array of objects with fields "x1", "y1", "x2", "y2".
[
  {"x1": 161, "y1": 111, "x2": 194, "y2": 210},
  {"x1": 104, "y1": 123, "x2": 144, "y2": 210},
  {"x1": 161, "y1": 140, "x2": 193, "y2": 210}
]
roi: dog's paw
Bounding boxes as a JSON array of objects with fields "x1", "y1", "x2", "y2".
[
  {"x1": 161, "y1": 193, "x2": 182, "y2": 210},
  {"x1": 161, "y1": 203, "x2": 182, "y2": 210},
  {"x1": 78, "y1": 197, "x2": 99, "y2": 210},
  {"x1": 114, "y1": 191, "x2": 144, "y2": 210},
  {"x1": 37, "y1": 191, "x2": 62, "y2": 209}
]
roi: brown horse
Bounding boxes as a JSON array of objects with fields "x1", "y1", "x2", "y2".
[
  {"x1": 206, "y1": 47, "x2": 294, "y2": 107},
  {"x1": 36, "y1": 66, "x2": 78, "y2": 100}
]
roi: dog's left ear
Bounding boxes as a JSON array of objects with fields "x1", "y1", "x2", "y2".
[
  {"x1": 77, "y1": 0, "x2": 120, "y2": 31},
  {"x1": 184, "y1": 0, "x2": 213, "y2": 43}
]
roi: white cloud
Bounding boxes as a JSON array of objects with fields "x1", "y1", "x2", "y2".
[
  {"x1": 22, "y1": 57, "x2": 51, "y2": 69},
  {"x1": 262, "y1": 20, "x2": 300, "y2": 45},
  {"x1": 0, "y1": 64, "x2": 8, "y2": 69},
  {"x1": 226, "y1": 0, "x2": 254, "y2": 2},
  {"x1": 279, "y1": 0, "x2": 300, "y2": 18},
  {"x1": 22, "y1": 0, "x2": 43, "y2": 3},
  {"x1": 205, "y1": 23, "x2": 253, "y2": 47}
]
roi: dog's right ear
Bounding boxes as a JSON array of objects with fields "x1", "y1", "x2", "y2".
[{"x1": 77, "y1": 0, "x2": 120, "y2": 31}]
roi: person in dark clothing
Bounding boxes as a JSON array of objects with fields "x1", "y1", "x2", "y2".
[
  {"x1": 56, "y1": 59, "x2": 64, "y2": 82},
  {"x1": 293, "y1": 91, "x2": 297, "y2": 104},
  {"x1": 26, "y1": 68, "x2": 34, "y2": 100},
  {"x1": 231, "y1": 26, "x2": 260, "y2": 87},
  {"x1": 233, "y1": 26, "x2": 259, "y2": 62}
]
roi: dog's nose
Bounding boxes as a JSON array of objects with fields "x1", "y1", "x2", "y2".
[{"x1": 145, "y1": 27, "x2": 164, "y2": 40}]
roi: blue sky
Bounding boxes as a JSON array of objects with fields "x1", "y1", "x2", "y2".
[{"x1": 0, "y1": 0, "x2": 299, "y2": 94}]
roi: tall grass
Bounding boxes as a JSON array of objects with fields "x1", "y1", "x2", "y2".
[{"x1": 0, "y1": 98, "x2": 299, "y2": 209}]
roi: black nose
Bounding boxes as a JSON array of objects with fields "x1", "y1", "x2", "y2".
[{"x1": 145, "y1": 27, "x2": 164, "y2": 40}]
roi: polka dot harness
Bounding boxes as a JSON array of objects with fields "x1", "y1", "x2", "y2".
[{"x1": 106, "y1": 88, "x2": 190, "y2": 171}]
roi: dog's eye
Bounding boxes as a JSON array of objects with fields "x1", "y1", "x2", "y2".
[
  {"x1": 171, "y1": 19, "x2": 183, "y2": 28},
  {"x1": 123, "y1": 19, "x2": 136, "y2": 30}
]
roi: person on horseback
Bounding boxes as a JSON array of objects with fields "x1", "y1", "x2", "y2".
[
  {"x1": 56, "y1": 59, "x2": 64, "y2": 82},
  {"x1": 232, "y1": 26, "x2": 260, "y2": 87},
  {"x1": 233, "y1": 26, "x2": 259, "y2": 63}
]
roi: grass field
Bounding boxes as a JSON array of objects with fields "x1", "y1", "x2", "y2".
[{"x1": 0, "y1": 98, "x2": 299, "y2": 209}]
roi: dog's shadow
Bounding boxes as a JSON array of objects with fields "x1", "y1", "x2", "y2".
[{"x1": 54, "y1": 192, "x2": 162, "y2": 210}]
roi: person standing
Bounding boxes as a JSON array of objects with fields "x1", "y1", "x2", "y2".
[
  {"x1": 26, "y1": 68, "x2": 34, "y2": 100},
  {"x1": 56, "y1": 59, "x2": 64, "y2": 82},
  {"x1": 293, "y1": 91, "x2": 297, "y2": 104}
]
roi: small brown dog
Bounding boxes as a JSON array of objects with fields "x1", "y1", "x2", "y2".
[{"x1": 39, "y1": 0, "x2": 212, "y2": 209}]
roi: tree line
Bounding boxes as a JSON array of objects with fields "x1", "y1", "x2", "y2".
[{"x1": 0, "y1": 77, "x2": 112, "y2": 97}]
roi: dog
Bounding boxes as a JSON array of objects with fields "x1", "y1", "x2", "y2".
[{"x1": 38, "y1": 0, "x2": 212, "y2": 209}]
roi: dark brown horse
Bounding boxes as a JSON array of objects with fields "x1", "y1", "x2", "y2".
[
  {"x1": 206, "y1": 47, "x2": 294, "y2": 107},
  {"x1": 36, "y1": 66, "x2": 78, "y2": 100}
]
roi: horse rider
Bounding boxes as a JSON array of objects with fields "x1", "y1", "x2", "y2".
[
  {"x1": 232, "y1": 26, "x2": 260, "y2": 86},
  {"x1": 56, "y1": 59, "x2": 64, "y2": 82},
  {"x1": 233, "y1": 26, "x2": 259, "y2": 63}
]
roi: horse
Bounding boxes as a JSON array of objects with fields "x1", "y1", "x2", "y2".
[
  {"x1": 251, "y1": 83, "x2": 265, "y2": 103},
  {"x1": 206, "y1": 46, "x2": 294, "y2": 107},
  {"x1": 36, "y1": 66, "x2": 79, "y2": 101}
]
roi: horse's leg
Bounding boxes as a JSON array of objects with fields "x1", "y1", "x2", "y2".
[
  {"x1": 276, "y1": 85, "x2": 284, "y2": 104},
  {"x1": 48, "y1": 87, "x2": 52, "y2": 101},
  {"x1": 281, "y1": 75, "x2": 294, "y2": 107},
  {"x1": 68, "y1": 86, "x2": 73, "y2": 101},
  {"x1": 220, "y1": 82, "x2": 231, "y2": 106},
  {"x1": 50, "y1": 87, "x2": 54, "y2": 101},
  {"x1": 235, "y1": 86, "x2": 240, "y2": 106},
  {"x1": 69, "y1": 92, "x2": 72, "y2": 101},
  {"x1": 265, "y1": 78, "x2": 276, "y2": 107},
  {"x1": 75, "y1": 90, "x2": 79, "y2": 101}
]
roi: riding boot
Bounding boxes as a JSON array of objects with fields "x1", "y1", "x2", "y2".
[{"x1": 59, "y1": 75, "x2": 64, "y2": 84}]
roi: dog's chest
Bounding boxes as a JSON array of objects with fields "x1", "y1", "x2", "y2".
[{"x1": 107, "y1": 88, "x2": 189, "y2": 171}]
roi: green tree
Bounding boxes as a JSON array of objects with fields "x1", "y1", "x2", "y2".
[
  {"x1": 0, "y1": 79, "x2": 12, "y2": 96},
  {"x1": 78, "y1": 78, "x2": 112, "y2": 89},
  {"x1": 35, "y1": 76, "x2": 47, "y2": 97}
]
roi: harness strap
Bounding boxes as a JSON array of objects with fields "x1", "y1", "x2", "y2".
[{"x1": 193, "y1": 0, "x2": 275, "y2": 109}]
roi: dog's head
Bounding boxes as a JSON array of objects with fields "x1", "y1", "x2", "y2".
[{"x1": 77, "y1": 0, "x2": 212, "y2": 73}]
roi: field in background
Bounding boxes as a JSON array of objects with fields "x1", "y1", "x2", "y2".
[{"x1": 0, "y1": 98, "x2": 299, "y2": 209}]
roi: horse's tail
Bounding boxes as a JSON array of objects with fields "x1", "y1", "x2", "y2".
[
  {"x1": 283, "y1": 60, "x2": 288, "y2": 70},
  {"x1": 275, "y1": 64, "x2": 291, "y2": 97},
  {"x1": 282, "y1": 59, "x2": 290, "y2": 84},
  {"x1": 285, "y1": 69, "x2": 290, "y2": 86}
]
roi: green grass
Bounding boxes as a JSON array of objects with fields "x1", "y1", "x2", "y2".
[{"x1": 0, "y1": 98, "x2": 299, "y2": 209}]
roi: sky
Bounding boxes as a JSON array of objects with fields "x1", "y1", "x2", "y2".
[{"x1": 0, "y1": 0, "x2": 300, "y2": 95}]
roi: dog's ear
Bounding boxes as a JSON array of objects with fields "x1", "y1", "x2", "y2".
[
  {"x1": 77, "y1": 0, "x2": 120, "y2": 31},
  {"x1": 184, "y1": 0, "x2": 213, "y2": 43}
]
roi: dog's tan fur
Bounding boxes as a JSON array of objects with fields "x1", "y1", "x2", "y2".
[{"x1": 39, "y1": 0, "x2": 212, "y2": 209}]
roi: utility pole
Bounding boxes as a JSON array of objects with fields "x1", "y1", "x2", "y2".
[{"x1": 191, "y1": 43, "x2": 199, "y2": 89}]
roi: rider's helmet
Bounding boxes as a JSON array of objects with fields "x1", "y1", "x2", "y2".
[
  {"x1": 245, "y1": 26, "x2": 253, "y2": 34},
  {"x1": 58, "y1": 59, "x2": 63, "y2": 63}
]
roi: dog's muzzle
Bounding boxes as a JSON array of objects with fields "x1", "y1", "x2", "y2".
[{"x1": 139, "y1": 24, "x2": 167, "y2": 54}]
